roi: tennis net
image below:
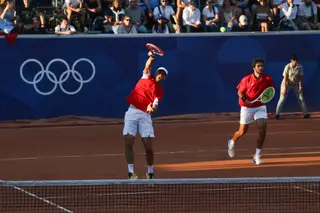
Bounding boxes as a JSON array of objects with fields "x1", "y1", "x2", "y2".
[{"x1": 1, "y1": 177, "x2": 319, "y2": 213}]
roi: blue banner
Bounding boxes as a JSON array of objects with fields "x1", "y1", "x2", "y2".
[{"x1": 0, "y1": 33, "x2": 319, "y2": 121}]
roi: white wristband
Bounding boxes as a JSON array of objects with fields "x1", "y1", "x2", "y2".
[{"x1": 153, "y1": 98, "x2": 159, "y2": 105}]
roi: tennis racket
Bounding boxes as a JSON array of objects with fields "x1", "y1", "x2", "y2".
[
  {"x1": 146, "y1": 43, "x2": 164, "y2": 56},
  {"x1": 250, "y1": 87, "x2": 275, "y2": 104}
]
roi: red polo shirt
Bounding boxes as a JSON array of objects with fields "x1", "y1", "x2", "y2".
[
  {"x1": 126, "y1": 74, "x2": 164, "y2": 112},
  {"x1": 237, "y1": 73, "x2": 274, "y2": 108}
]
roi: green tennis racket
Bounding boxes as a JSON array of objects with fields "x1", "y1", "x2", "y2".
[{"x1": 250, "y1": 87, "x2": 275, "y2": 104}]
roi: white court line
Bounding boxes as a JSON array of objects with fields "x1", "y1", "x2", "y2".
[
  {"x1": 43, "y1": 186, "x2": 283, "y2": 200},
  {"x1": 1, "y1": 146, "x2": 320, "y2": 162},
  {"x1": 294, "y1": 186, "x2": 320, "y2": 196},
  {"x1": 0, "y1": 180, "x2": 73, "y2": 213}
]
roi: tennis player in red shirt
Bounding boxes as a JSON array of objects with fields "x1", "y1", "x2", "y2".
[
  {"x1": 227, "y1": 59, "x2": 274, "y2": 165},
  {"x1": 123, "y1": 51, "x2": 168, "y2": 180}
]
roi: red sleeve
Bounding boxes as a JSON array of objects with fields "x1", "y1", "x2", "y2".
[
  {"x1": 266, "y1": 75, "x2": 274, "y2": 87},
  {"x1": 156, "y1": 87, "x2": 164, "y2": 102},
  {"x1": 237, "y1": 77, "x2": 247, "y2": 93}
]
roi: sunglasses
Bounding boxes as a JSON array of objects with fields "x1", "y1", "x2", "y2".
[{"x1": 125, "y1": 19, "x2": 131, "y2": 21}]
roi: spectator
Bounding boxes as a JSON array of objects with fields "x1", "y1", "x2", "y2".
[
  {"x1": 153, "y1": 0, "x2": 179, "y2": 33},
  {"x1": 116, "y1": 15, "x2": 138, "y2": 33},
  {"x1": 101, "y1": 19, "x2": 114, "y2": 33},
  {"x1": 84, "y1": 0, "x2": 103, "y2": 30},
  {"x1": 55, "y1": 17, "x2": 77, "y2": 35},
  {"x1": 176, "y1": 0, "x2": 189, "y2": 32},
  {"x1": 152, "y1": 14, "x2": 170, "y2": 33},
  {"x1": 271, "y1": 0, "x2": 285, "y2": 26},
  {"x1": 219, "y1": 0, "x2": 240, "y2": 31},
  {"x1": 0, "y1": 0, "x2": 15, "y2": 33},
  {"x1": 202, "y1": 0, "x2": 220, "y2": 32},
  {"x1": 232, "y1": 0, "x2": 250, "y2": 19},
  {"x1": 297, "y1": 0, "x2": 320, "y2": 30},
  {"x1": 125, "y1": 0, "x2": 148, "y2": 33},
  {"x1": 24, "y1": 16, "x2": 47, "y2": 34},
  {"x1": 63, "y1": 0, "x2": 87, "y2": 32},
  {"x1": 275, "y1": 55, "x2": 310, "y2": 119},
  {"x1": 252, "y1": 0, "x2": 273, "y2": 32},
  {"x1": 278, "y1": 0, "x2": 298, "y2": 31},
  {"x1": 232, "y1": 14, "x2": 250, "y2": 31},
  {"x1": 182, "y1": 1, "x2": 201, "y2": 32},
  {"x1": 105, "y1": 0, "x2": 126, "y2": 33}
]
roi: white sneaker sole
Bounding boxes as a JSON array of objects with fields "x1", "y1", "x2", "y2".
[
  {"x1": 227, "y1": 140, "x2": 235, "y2": 158},
  {"x1": 253, "y1": 157, "x2": 263, "y2": 165}
]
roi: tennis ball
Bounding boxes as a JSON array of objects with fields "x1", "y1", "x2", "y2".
[{"x1": 220, "y1": 27, "x2": 226, "y2": 33}]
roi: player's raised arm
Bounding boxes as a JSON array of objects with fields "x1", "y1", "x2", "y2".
[{"x1": 143, "y1": 52, "x2": 156, "y2": 76}]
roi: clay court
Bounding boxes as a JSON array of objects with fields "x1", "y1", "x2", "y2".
[
  {"x1": 0, "y1": 112, "x2": 320, "y2": 180},
  {"x1": 0, "y1": 113, "x2": 319, "y2": 213}
]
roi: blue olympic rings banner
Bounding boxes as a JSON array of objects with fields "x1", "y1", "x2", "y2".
[{"x1": 0, "y1": 33, "x2": 320, "y2": 121}]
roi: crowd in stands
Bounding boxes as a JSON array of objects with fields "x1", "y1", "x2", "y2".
[{"x1": 1, "y1": 0, "x2": 320, "y2": 34}]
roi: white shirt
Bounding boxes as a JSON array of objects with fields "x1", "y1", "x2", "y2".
[
  {"x1": 182, "y1": 6, "x2": 201, "y2": 25},
  {"x1": 279, "y1": 3, "x2": 298, "y2": 20},
  {"x1": 283, "y1": 63, "x2": 303, "y2": 84},
  {"x1": 63, "y1": 0, "x2": 81, "y2": 9},
  {"x1": 55, "y1": 24, "x2": 76, "y2": 32},
  {"x1": 202, "y1": 6, "x2": 219, "y2": 19},
  {"x1": 153, "y1": 5, "x2": 175, "y2": 20},
  {"x1": 298, "y1": 3, "x2": 317, "y2": 18}
]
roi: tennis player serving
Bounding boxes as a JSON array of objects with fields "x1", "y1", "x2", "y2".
[
  {"x1": 123, "y1": 44, "x2": 168, "y2": 180},
  {"x1": 227, "y1": 59, "x2": 274, "y2": 165}
]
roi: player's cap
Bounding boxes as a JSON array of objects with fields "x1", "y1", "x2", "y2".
[
  {"x1": 157, "y1": 67, "x2": 168, "y2": 75},
  {"x1": 239, "y1": 15, "x2": 248, "y2": 26}
]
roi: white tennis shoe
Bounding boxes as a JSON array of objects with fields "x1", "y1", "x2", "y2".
[
  {"x1": 227, "y1": 140, "x2": 235, "y2": 158},
  {"x1": 253, "y1": 155, "x2": 263, "y2": 165}
]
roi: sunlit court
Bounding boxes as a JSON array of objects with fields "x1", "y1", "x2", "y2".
[{"x1": 0, "y1": 113, "x2": 319, "y2": 212}]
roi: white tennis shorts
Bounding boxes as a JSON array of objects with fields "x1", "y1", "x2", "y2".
[
  {"x1": 240, "y1": 106, "x2": 268, "y2": 124},
  {"x1": 123, "y1": 107, "x2": 155, "y2": 138}
]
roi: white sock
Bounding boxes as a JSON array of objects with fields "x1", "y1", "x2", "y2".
[
  {"x1": 255, "y1": 149, "x2": 261, "y2": 157},
  {"x1": 147, "y1": 165, "x2": 153, "y2": 173},
  {"x1": 229, "y1": 139, "x2": 235, "y2": 147},
  {"x1": 128, "y1": 164, "x2": 134, "y2": 173}
]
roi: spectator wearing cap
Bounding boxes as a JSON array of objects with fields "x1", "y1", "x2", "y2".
[
  {"x1": 231, "y1": 14, "x2": 250, "y2": 31},
  {"x1": 182, "y1": 1, "x2": 202, "y2": 32},
  {"x1": 202, "y1": 0, "x2": 220, "y2": 32},
  {"x1": 152, "y1": 14, "x2": 170, "y2": 33},
  {"x1": 275, "y1": 56, "x2": 310, "y2": 119},
  {"x1": 297, "y1": 0, "x2": 320, "y2": 30},
  {"x1": 278, "y1": 0, "x2": 298, "y2": 31},
  {"x1": 55, "y1": 17, "x2": 77, "y2": 35},
  {"x1": 153, "y1": 0, "x2": 179, "y2": 33},
  {"x1": 116, "y1": 15, "x2": 138, "y2": 33},
  {"x1": 125, "y1": 0, "x2": 148, "y2": 33},
  {"x1": 101, "y1": 19, "x2": 114, "y2": 33}
]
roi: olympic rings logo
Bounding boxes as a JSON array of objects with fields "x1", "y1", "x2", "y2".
[{"x1": 20, "y1": 58, "x2": 96, "y2": 96}]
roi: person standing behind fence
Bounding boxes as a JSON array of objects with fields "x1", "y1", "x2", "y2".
[{"x1": 275, "y1": 55, "x2": 310, "y2": 120}]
